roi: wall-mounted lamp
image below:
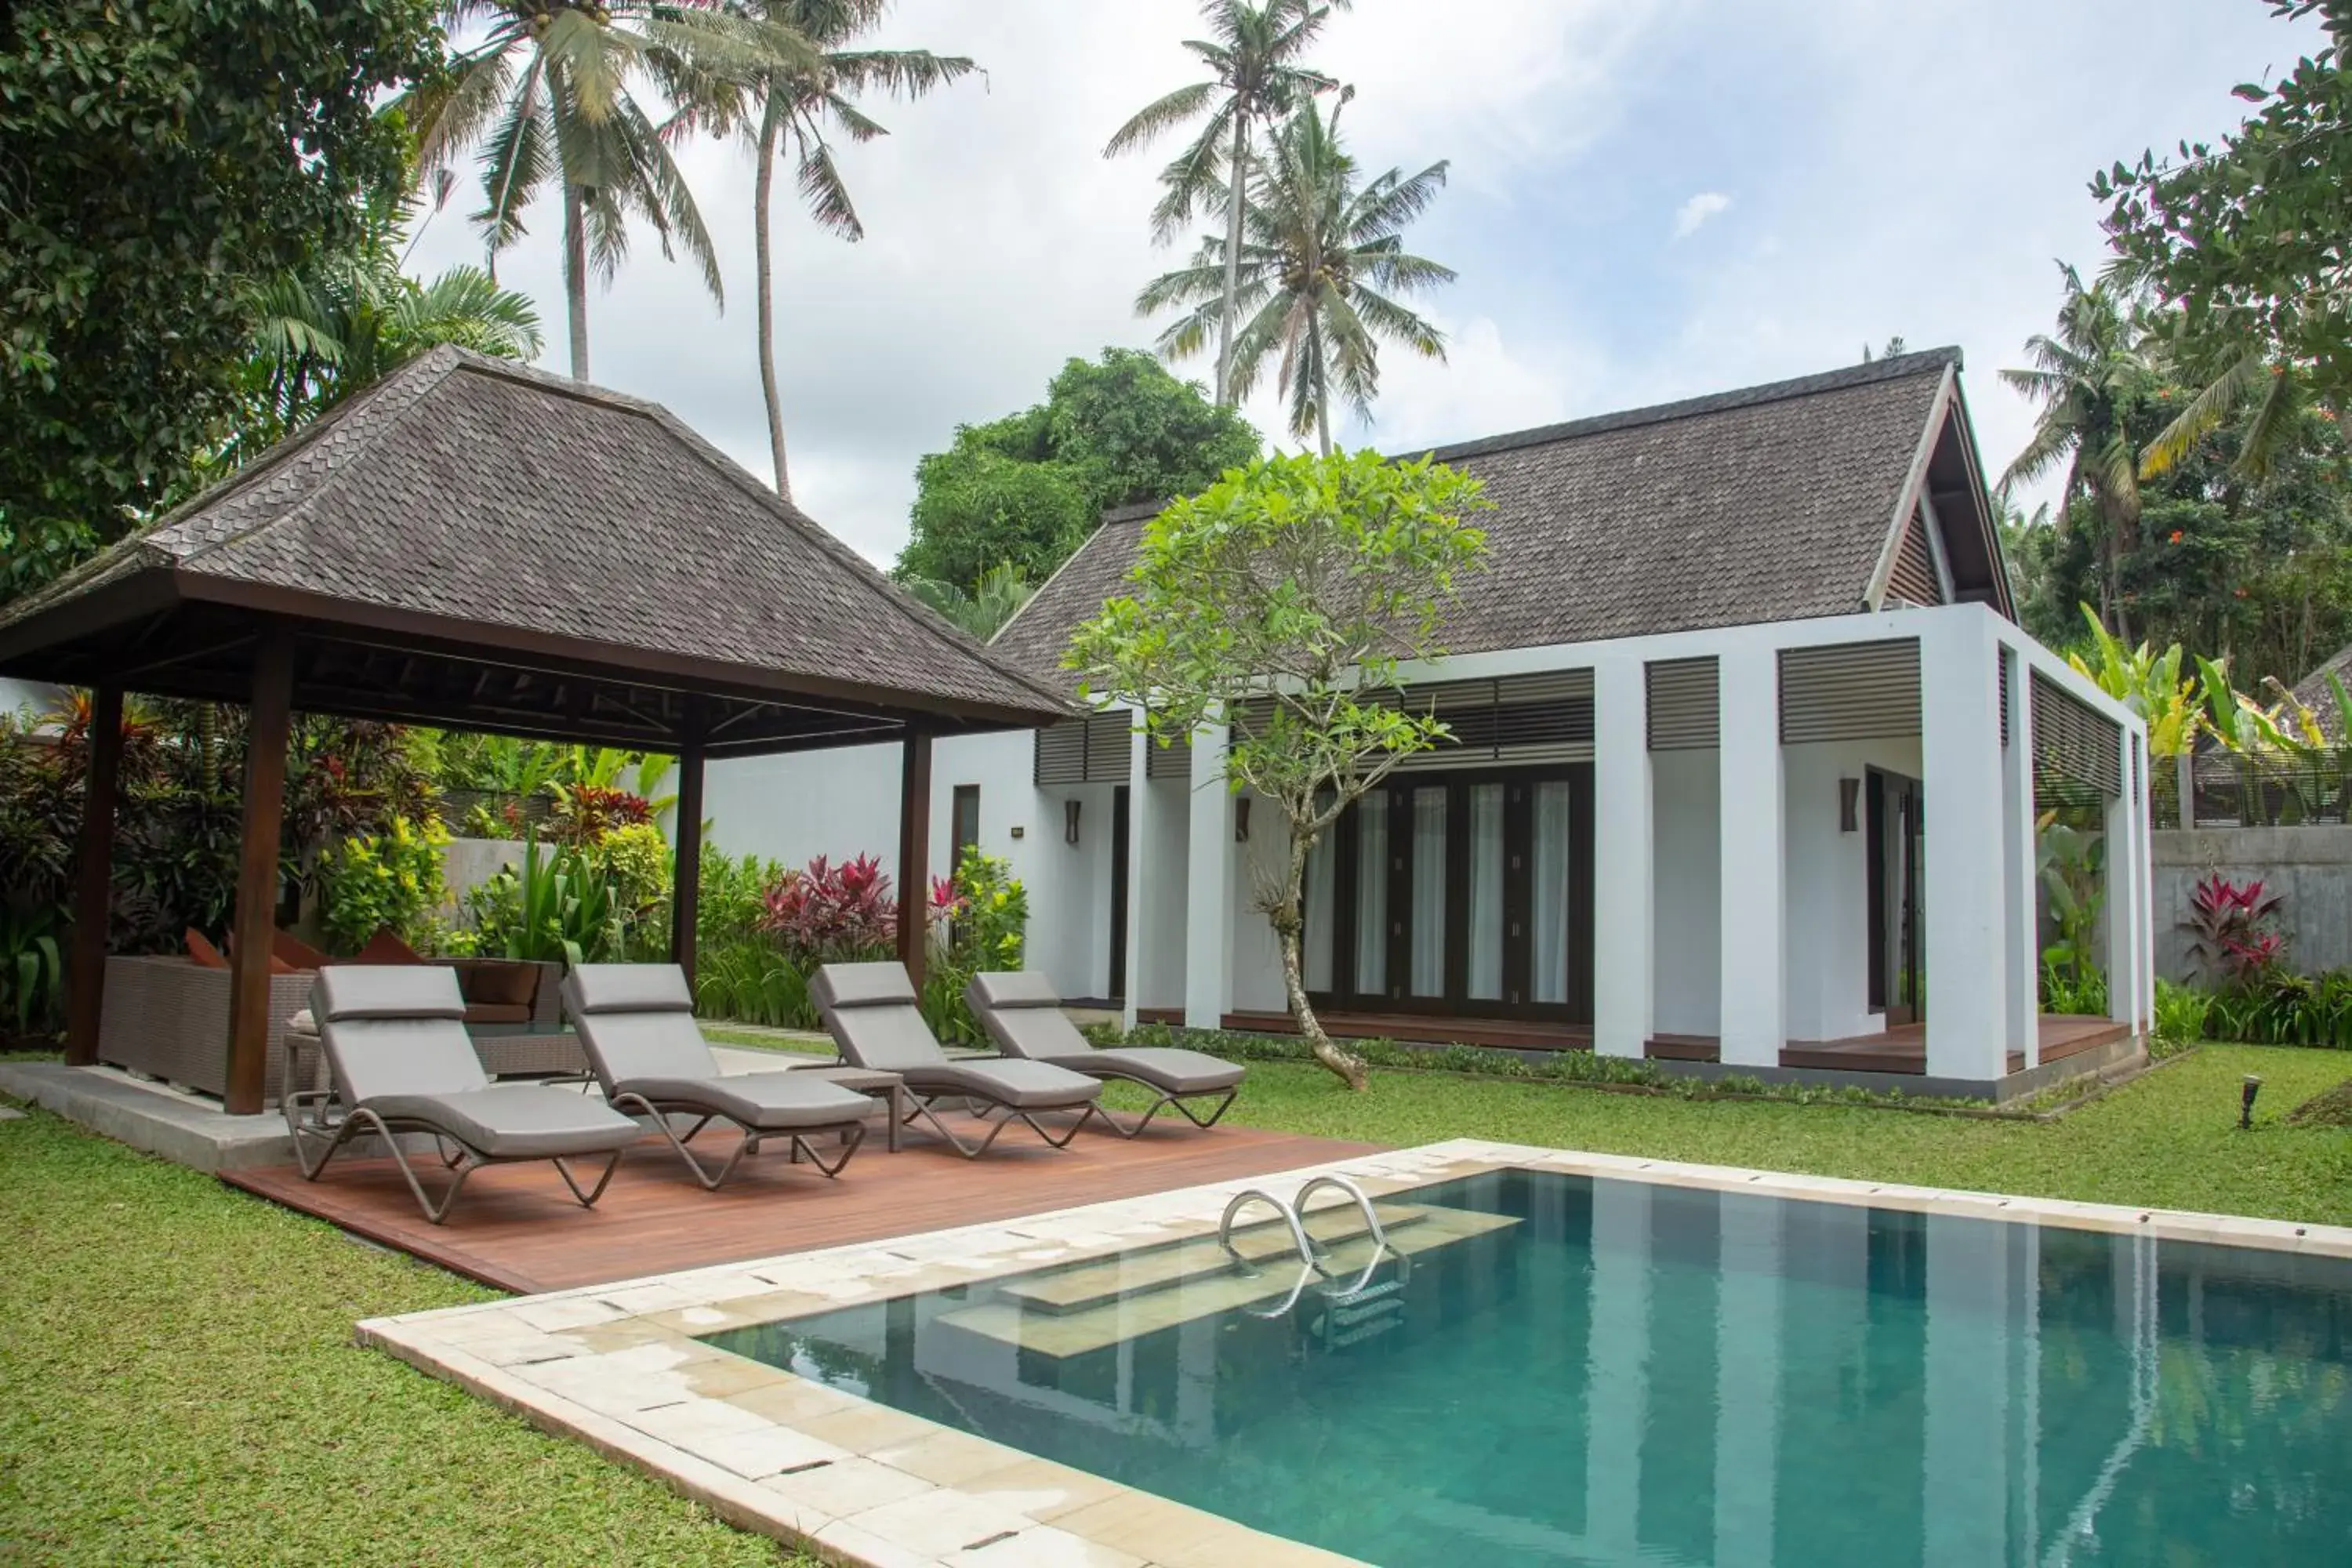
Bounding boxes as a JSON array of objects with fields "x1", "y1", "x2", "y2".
[
  {"x1": 1008, "y1": 824, "x2": 1025, "y2": 840},
  {"x1": 1235, "y1": 797, "x2": 1251, "y2": 843},
  {"x1": 1838, "y1": 777, "x2": 1861, "y2": 833},
  {"x1": 1063, "y1": 799, "x2": 1082, "y2": 845}
]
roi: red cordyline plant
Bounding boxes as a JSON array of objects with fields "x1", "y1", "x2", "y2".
[
  {"x1": 547, "y1": 783, "x2": 652, "y2": 847},
  {"x1": 2180, "y1": 873, "x2": 2286, "y2": 986},
  {"x1": 758, "y1": 855, "x2": 898, "y2": 960}
]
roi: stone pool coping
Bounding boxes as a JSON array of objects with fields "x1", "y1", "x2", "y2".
[{"x1": 358, "y1": 1140, "x2": 2352, "y2": 1567}]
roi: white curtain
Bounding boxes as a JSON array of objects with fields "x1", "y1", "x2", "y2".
[
  {"x1": 1410, "y1": 786, "x2": 1448, "y2": 996},
  {"x1": 1468, "y1": 784, "x2": 1504, "y2": 999},
  {"x1": 1303, "y1": 827, "x2": 1334, "y2": 993},
  {"x1": 1354, "y1": 800, "x2": 1388, "y2": 996},
  {"x1": 1533, "y1": 781, "x2": 1573, "y2": 1004}
]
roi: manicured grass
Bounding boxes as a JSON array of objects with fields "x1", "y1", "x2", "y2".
[
  {"x1": 0, "y1": 1109, "x2": 817, "y2": 1568},
  {"x1": 1211, "y1": 1042, "x2": 2352, "y2": 1227}
]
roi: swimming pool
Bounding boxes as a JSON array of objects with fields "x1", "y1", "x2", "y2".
[{"x1": 710, "y1": 1167, "x2": 2352, "y2": 1566}]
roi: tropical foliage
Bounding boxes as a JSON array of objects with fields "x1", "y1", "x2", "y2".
[
  {"x1": 901, "y1": 564, "x2": 1038, "y2": 642},
  {"x1": 1106, "y1": 0, "x2": 1350, "y2": 407},
  {"x1": 1139, "y1": 93, "x2": 1454, "y2": 452},
  {"x1": 895, "y1": 348, "x2": 1259, "y2": 592},
  {"x1": 1066, "y1": 448, "x2": 1491, "y2": 1088},
  {"x1": 0, "y1": 0, "x2": 442, "y2": 606},
  {"x1": 318, "y1": 816, "x2": 456, "y2": 955}
]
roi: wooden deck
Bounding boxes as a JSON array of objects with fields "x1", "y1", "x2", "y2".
[
  {"x1": 1139, "y1": 1007, "x2": 1594, "y2": 1053},
  {"x1": 221, "y1": 1116, "x2": 1379, "y2": 1296},
  {"x1": 1642, "y1": 1014, "x2": 2132, "y2": 1075}
]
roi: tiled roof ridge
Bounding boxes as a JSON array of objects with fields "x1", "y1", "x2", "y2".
[
  {"x1": 440, "y1": 350, "x2": 1075, "y2": 712},
  {"x1": 1414, "y1": 347, "x2": 1962, "y2": 465}
]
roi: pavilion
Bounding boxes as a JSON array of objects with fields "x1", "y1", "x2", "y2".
[{"x1": 0, "y1": 346, "x2": 1070, "y2": 1114}]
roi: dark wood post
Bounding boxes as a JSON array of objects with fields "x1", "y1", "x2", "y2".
[
  {"x1": 669, "y1": 740, "x2": 705, "y2": 990},
  {"x1": 225, "y1": 630, "x2": 293, "y2": 1116},
  {"x1": 896, "y1": 729, "x2": 932, "y2": 986},
  {"x1": 64, "y1": 684, "x2": 125, "y2": 1065}
]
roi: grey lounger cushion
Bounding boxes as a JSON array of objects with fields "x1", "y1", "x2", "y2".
[
  {"x1": 311, "y1": 967, "x2": 637, "y2": 1152},
  {"x1": 365, "y1": 1085, "x2": 641, "y2": 1158},
  {"x1": 813, "y1": 961, "x2": 1100, "y2": 1108},
  {"x1": 614, "y1": 1071, "x2": 872, "y2": 1131},
  {"x1": 966, "y1": 971, "x2": 1243, "y2": 1095}
]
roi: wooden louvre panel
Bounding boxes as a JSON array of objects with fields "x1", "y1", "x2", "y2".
[
  {"x1": 1778, "y1": 638, "x2": 1921, "y2": 744},
  {"x1": 1646, "y1": 657, "x2": 1719, "y2": 750},
  {"x1": 1083, "y1": 709, "x2": 1132, "y2": 781},
  {"x1": 1145, "y1": 726, "x2": 1192, "y2": 779},
  {"x1": 2031, "y1": 670, "x2": 2123, "y2": 798},
  {"x1": 1033, "y1": 720, "x2": 1087, "y2": 786},
  {"x1": 1998, "y1": 649, "x2": 2011, "y2": 748},
  {"x1": 1394, "y1": 670, "x2": 1595, "y2": 768},
  {"x1": 1885, "y1": 510, "x2": 1944, "y2": 607}
]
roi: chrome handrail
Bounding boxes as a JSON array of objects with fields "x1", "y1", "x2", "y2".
[
  {"x1": 1293, "y1": 1174, "x2": 1388, "y2": 1271},
  {"x1": 1218, "y1": 1187, "x2": 1316, "y2": 1274}
]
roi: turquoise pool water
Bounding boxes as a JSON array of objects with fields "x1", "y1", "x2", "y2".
[{"x1": 710, "y1": 1170, "x2": 2352, "y2": 1566}]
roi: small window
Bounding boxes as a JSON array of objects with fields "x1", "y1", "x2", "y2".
[{"x1": 950, "y1": 785, "x2": 981, "y2": 869}]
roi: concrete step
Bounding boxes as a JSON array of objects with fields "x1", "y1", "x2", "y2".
[
  {"x1": 937, "y1": 1206, "x2": 1520, "y2": 1359},
  {"x1": 996, "y1": 1200, "x2": 1434, "y2": 1316}
]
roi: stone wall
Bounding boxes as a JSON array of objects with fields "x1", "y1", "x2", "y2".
[
  {"x1": 437, "y1": 836, "x2": 528, "y2": 915},
  {"x1": 2151, "y1": 826, "x2": 2352, "y2": 980}
]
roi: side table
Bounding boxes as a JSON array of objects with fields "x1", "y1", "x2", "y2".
[{"x1": 786, "y1": 1062, "x2": 907, "y2": 1153}]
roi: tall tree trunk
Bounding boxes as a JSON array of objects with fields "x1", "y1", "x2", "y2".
[
  {"x1": 1271, "y1": 821, "x2": 1365, "y2": 1090},
  {"x1": 1214, "y1": 114, "x2": 1247, "y2": 408},
  {"x1": 562, "y1": 180, "x2": 590, "y2": 382},
  {"x1": 1316, "y1": 390, "x2": 1330, "y2": 458},
  {"x1": 753, "y1": 98, "x2": 792, "y2": 501}
]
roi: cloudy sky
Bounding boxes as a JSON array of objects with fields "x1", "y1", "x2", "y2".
[{"x1": 407, "y1": 0, "x2": 2327, "y2": 568}]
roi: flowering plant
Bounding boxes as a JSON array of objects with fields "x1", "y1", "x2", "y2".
[
  {"x1": 757, "y1": 854, "x2": 898, "y2": 961},
  {"x1": 547, "y1": 782, "x2": 652, "y2": 847},
  {"x1": 2181, "y1": 873, "x2": 2287, "y2": 986}
]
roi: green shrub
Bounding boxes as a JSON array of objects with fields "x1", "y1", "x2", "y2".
[
  {"x1": 318, "y1": 815, "x2": 451, "y2": 954},
  {"x1": 463, "y1": 832, "x2": 622, "y2": 965},
  {"x1": 921, "y1": 848, "x2": 1029, "y2": 1045},
  {"x1": 694, "y1": 941, "x2": 817, "y2": 1029}
]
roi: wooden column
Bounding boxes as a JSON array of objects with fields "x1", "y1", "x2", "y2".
[
  {"x1": 63, "y1": 684, "x2": 125, "y2": 1065},
  {"x1": 669, "y1": 740, "x2": 706, "y2": 989},
  {"x1": 225, "y1": 631, "x2": 293, "y2": 1116},
  {"x1": 896, "y1": 729, "x2": 933, "y2": 986}
]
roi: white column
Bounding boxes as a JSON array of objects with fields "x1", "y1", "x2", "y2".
[
  {"x1": 2106, "y1": 725, "x2": 2145, "y2": 1032},
  {"x1": 1718, "y1": 652, "x2": 1784, "y2": 1067},
  {"x1": 1122, "y1": 721, "x2": 1151, "y2": 1031},
  {"x1": 1593, "y1": 658, "x2": 1653, "y2": 1058},
  {"x1": 2139, "y1": 735, "x2": 2155, "y2": 1029},
  {"x1": 1921, "y1": 608, "x2": 2008, "y2": 1081},
  {"x1": 2001, "y1": 642, "x2": 2040, "y2": 1066},
  {"x1": 1183, "y1": 720, "x2": 1232, "y2": 1030}
]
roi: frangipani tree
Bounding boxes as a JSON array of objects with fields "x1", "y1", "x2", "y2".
[{"x1": 1065, "y1": 449, "x2": 1490, "y2": 1090}]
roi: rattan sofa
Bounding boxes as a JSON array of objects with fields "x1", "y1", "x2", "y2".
[{"x1": 95, "y1": 953, "x2": 580, "y2": 1107}]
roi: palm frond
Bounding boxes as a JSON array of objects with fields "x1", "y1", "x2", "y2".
[
  {"x1": 2234, "y1": 362, "x2": 2303, "y2": 482},
  {"x1": 793, "y1": 130, "x2": 862, "y2": 240},
  {"x1": 1104, "y1": 80, "x2": 1218, "y2": 158}
]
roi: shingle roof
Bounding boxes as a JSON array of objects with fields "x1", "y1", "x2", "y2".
[
  {"x1": 996, "y1": 349, "x2": 1967, "y2": 687},
  {"x1": 2288, "y1": 644, "x2": 2352, "y2": 742},
  {"x1": 1, "y1": 347, "x2": 1069, "y2": 726}
]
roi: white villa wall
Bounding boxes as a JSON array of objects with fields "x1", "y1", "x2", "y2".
[
  {"x1": 1134, "y1": 775, "x2": 1191, "y2": 1010},
  {"x1": 1, "y1": 677, "x2": 60, "y2": 718},
  {"x1": 1229, "y1": 800, "x2": 1288, "y2": 1013},
  {"x1": 1652, "y1": 750, "x2": 1722, "y2": 1037},
  {"x1": 704, "y1": 740, "x2": 902, "y2": 870},
  {"x1": 1780, "y1": 736, "x2": 1922, "y2": 1043}
]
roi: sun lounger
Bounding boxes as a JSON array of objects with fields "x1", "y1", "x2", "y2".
[
  {"x1": 811, "y1": 961, "x2": 1105, "y2": 1158},
  {"x1": 964, "y1": 971, "x2": 1244, "y2": 1135},
  {"x1": 296, "y1": 965, "x2": 638, "y2": 1223},
  {"x1": 562, "y1": 964, "x2": 872, "y2": 1188}
]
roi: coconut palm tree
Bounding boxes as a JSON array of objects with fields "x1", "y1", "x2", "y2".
[
  {"x1": 398, "y1": 2, "x2": 813, "y2": 382},
  {"x1": 688, "y1": 1, "x2": 977, "y2": 499},
  {"x1": 901, "y1": 563, "x2": 1036, "y2": 641},
  {"x1": 2000, "y1": 263, "x2": 2156, "y2": 638},
  {"x1": 1138, "y1": 95, "x2": 1453, "y2": 455},
  {"x1": 1105, "y1": 0, "x2": 1348, "y2": 408}
]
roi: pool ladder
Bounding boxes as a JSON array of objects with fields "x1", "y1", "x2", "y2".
[{"x1": 1217, "y1": 1175, "x2": 1410, "y2": 1333}]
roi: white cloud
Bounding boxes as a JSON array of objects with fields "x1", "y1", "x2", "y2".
[{"x1": 1671, "y1": 191, "x2": 1733, "y2": 240}]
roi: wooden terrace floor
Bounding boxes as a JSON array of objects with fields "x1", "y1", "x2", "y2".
[{"x1": 222, "y1": 1114, "x2": 1379, "y2": 1296}]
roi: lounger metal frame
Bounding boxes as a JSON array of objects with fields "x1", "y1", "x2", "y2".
[
  {"x1": 287, "y1": 1098, "x2": 622, "y2": 1225},
  {"x1": 608, "y1": 1089, "x2": 866, "y2": 1189},
  {"x1": 1080, "y1": 1071, "x2": 1240, "y2": 1138},
  {"x1": 898, "y1": 1085, "x2": 1109, "y2": 1159}
]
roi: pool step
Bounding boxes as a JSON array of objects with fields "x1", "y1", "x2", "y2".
[
  {"x1": 996, "y1": 1200, "x2": 1434, "y2": 1316},
  {"x1": 935, "y1": 1206, "x2": 1519, "y2": 1359}
]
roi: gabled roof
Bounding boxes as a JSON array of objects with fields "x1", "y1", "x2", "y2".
[
  {"x1": 0, "y1": 347, "x2": 1070, "y2": 753},
  {"x1": 2288, "y1": 644, "x2": 2352, "y2": 742},
  {"x1": 996, "y1": 348, "x2": 2009, "y2": 687}
]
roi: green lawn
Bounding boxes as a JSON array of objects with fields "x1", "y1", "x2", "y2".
[{"x1": 3, "y1": 1040, "x2": 2347, "y2": 1563}]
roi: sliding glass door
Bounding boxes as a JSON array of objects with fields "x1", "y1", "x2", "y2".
[{"x1": 1301, "y1": 765, "x2": 1593, "y2": 1022}]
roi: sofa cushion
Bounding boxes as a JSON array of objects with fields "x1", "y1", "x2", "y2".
[
  {"x1": 461, "y1": 1002, "x2": 533, "y2": 1026},
  {"x1": 185, "y1": 929, "x2": 227, "y2": 969},
  {"x1": 352, "y1": 927, "x2": 425, "y2": 965},
  {"x1": 452, "y1": 960, "x2": 541, "y2": 1008}
]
